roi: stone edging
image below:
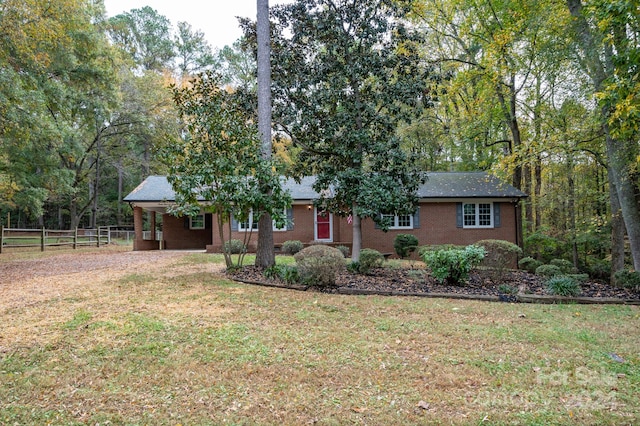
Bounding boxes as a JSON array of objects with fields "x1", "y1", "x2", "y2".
[{"x1": 231, "y1": 278, "x2": 640, "y2": 305}]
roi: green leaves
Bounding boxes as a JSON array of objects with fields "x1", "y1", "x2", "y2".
[
  {"x1": 264, "y1": 0, "x2": 430, "y2": 251},
  {"x1": 161, "y1": 71, "x2": 291, "y2": 267}
]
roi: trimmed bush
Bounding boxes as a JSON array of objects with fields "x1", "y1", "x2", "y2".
[
  {"x1": 281, "y1": 240, "x2": 304, "y2": 255},
  {"x1": 518, "y1": 257, "x2": 542, "y2": 274},
  {"x1": 223, "y1": 239, "x2": 246, "y2": 254},
  {"x1": 336, "y1": 245, "x2": 350, "y2": 258},
  {"x1": 357, "y1": 248, "x2": 385, "y2": 274},
  {"x1": 535, "y1": 264, "x2": 562, "y2": 278},
  {"x1": 550, "y1": 258, "x2": 578, "y2": 274},
  {"x1": 421, "y1": 245, "x2": 486, "y2": 285},
  {"x1": 294, "y1": 245, "x2": 345, "y2": 287},
  {"x1": 545, "y1": 276, "x2": 581, "y2": 297},
  {"x1": 475, "y1": 239, "x2": 523, "y2": 282},
  {"x1": 614, "y1": 270, "x2": 640, "y2": 290},
  {"x1": 394, "y1": 234, "x2": 419, "y2": 259}
]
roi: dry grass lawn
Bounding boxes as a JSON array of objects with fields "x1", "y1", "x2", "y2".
[{"x1": 1, "y1": 246, "x2": 638, "y2": 425}]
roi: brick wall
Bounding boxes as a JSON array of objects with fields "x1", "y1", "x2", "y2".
[
  {"x1": 162, "y1": 213, "x2": 213, "y2": 250},
  {"x1": 135, "y1": 201, "x2": 520, "y2": 255},
  {"x1": 359, "y1": 201, "x2": 518, "y2": 256}
]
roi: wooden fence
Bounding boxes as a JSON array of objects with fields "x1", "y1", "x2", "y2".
[{"x1": 0, "y1": 226, "x2": 113, "y2": 254}]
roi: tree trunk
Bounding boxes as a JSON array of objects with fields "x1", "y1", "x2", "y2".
[
  {"x1": 255, "y1": 0, "x2": 275, "y2": 268},
  {"x1": 351, "y1": 208, "x2": 362, "y2": 262},
  {"x1": 608, "y1": 170, "x2": 626, "y2": 280}
]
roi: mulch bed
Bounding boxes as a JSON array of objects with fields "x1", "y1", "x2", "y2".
[{"x1": 231, "y1": 266, "x2": 640, "y2": 304}]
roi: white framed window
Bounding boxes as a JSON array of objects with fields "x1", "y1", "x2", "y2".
[
  {"x1": 190, "y1": 214, "x2": 205, "y2": 230},
  {"x1": 381, "y1": 213, "x2": 413, "y2": 230},
  {"x1": 237, "y1": 209, "x2": 289, "y2": 232},
  {"x1": 463, "y1": 203, "x2": 493, "y2": 228}
]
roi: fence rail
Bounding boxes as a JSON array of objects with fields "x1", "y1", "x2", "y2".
[{"x1": 0, "y1": 226, "x2": 118, "y2": 253}]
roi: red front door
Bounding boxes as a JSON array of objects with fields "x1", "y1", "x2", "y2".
[{"x1": 315, "y1": 209, "x2": 332, "y2": 241}]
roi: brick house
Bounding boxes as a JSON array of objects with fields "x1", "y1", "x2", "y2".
[{"x1": 123, "y1": 172, "x2": 527, "y2": 255}]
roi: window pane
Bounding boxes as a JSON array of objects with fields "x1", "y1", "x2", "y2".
[
  {"x1": 463, "y1": 204, "x2": 476, "y2": 226},
  {"x1": 191, "y1": 214, "x2": 205, "y2": 229},
  {"x1": 478, "y1": 203, "x2": 491, "y2": 226},
  {"x1": 397, "y1": 214, "x2": 412, "y2": 228}
]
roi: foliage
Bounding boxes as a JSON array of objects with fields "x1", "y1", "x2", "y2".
[
  {"x1": 545, "y1": 276, "x2": 581, "y2": 297},
  {"x1": 394, "y1": 234, "x2": 419, "y2": 259},
  {"x1": 422, "y1": 245, "x2": 486, "y2": 285},
  {"x1": 158, "y1": 71, "x2": 291, "y2": 268},
  {"x1": 293, "y1": 245, "x2": 345, "y2": 287},
  {"x1": 518, "y1": 257, "x2": 543, "y2": 274},
  {"x1": 281, "y1": 240, "x2": 304, "y2": 255},
  {"x1": 107, "y1": 6, "x2": 175, "y2": 71},
  {"x1": 418, "y1": 244, "x2": 465, "y2": 257},
  {"x1": 475, "y1": 239, "x2": 523, "y2": 282},
  {"x1": 585, "y1": 258, "x2": 611, "y2": 281},
  {"x1": 223, "y1": 239, "x2": 246, "y2": 255},
  {"x1": 246, "y1": 0, "x2": 432, "y2": 261},
  {"x1": 335, "y1": 245, "x2": 350, "y2": 258},
  {"x1": 264, "y1": 264, "x2": 300, "y2": 285},
  {"x1": 613, "y1": 270, "x2": 640, "y2": 291},
  {"x1": 354, "y1": 249, "x2": 385, "y2": 275},
  {"x1": 524, "y1": 231, "x2": 564, "y2": 263},
  {"x1": 498, "y1": 284, "x2": 518, "y2": 295},
  {"x1": 535, "y1": 264, "x2": 562, "y2": 278},
  {"x1": 550, "y1": 258, "x2": 578, "y2": 274}
]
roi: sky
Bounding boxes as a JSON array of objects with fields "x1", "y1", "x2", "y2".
[{"x1": 103, "y1": 0, "x2": 294, "y2": 50}]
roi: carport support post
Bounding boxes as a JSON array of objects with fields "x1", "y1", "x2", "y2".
[{"x1": 150, "y1": 212, "x2": 156, "y2": 242}]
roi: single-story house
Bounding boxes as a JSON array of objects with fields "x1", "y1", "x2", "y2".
[{"x1": 123, "y1": 172, "x2": 527, "y2": 255}]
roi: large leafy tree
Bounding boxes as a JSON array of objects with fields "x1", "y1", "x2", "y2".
[
  {"x1": 158, "y1": 72, "x2": 290, "y2": 268},
  {"x1": 107, "y1": 6, "x2": 175, "y2": 72},
  {"x1": 0, "y1": 0, "x2": 119, "y2": 226},
  {"x1": 174, "y1": 21, "x2": 216, "y2": 77},
  {"x1": 259, "y1": 0, "x2": 430, "y2": 261},
  {"x1": 565, "y1": 0, "x2": 640, "y2": 270}
]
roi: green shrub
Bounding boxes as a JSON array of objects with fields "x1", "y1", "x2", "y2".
[
  {"x1": 498, "y1": 284, "x2": 518, "y2": 295},
  {"x1": 394, "y1": 234, "x2": 419, "y2": 259},
  {"x1": 418, "y1": 244, "x2": 465, "y2": 257},
  {"x1": 421, "y1": 245, "x2": 486, "y2": 285},
  {"x1": 335, "y1": 245, "x2": 350, "y2": 258},
  {"x1": 613, "y1": 270, "x2": 640, "y2": 290},
  {"x1": 294, "y1": 245, "x2": 345, "y2": 287},
  {"x1": 223, "y1": 239, "x2": 246, "y2": 254},
  {"x1": 264, "y1": 264, "x2": 283, "y2": 279},
  {"x1": 550, "y1": 258, "x2": 578, "y2": 274},
  {"x1": 475, "y1": 239, "x2": 523, "y2": 282},
  {"x1": 281, "y1": 240, "x2": 304, "y2": 255},
  {"x1": 585, "y1": 258, "x2": 611, "y2": 280},
  {"x1": 519, "y1": 257, "x2": 542, "y2": 273},
  {"x1": 264, "y1": 264, "x2": 300, "y2": 285},
  {"x1": 535, "y1": 264, "x2": 562, "y2": 278},
  {"x1": 347, "y1": 261, "x2": 360, "y2": 274},
  {"x1": 407, "y1": 269, "x2": 426, "y2": 283},
  {"x1": 280, "y1": 266, "x2": 300, "y2": 285},
  {"x1": 357, "y1": 248, "x2": 385, "y2": 274},
  {"x1": 545, "y1": 276, "x2": 581, "y2": 297}
]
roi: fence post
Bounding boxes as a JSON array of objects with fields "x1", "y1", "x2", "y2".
[
  {"x1": 74, "y1": 227, "x2": 78, "y2": 249},
  {"x1": 41, "y1": 226, "x2": 45, "y2": 252},
  {"x1": 0, "y1": 226, "x2": 3, "y2": 254},
  {"x1": 97, "y1": 227, "x2": 100, "y2": 248}
]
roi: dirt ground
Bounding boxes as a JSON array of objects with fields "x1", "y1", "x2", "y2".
[{"x1": 0, "y1": 247, "x2": 214, "y2": 314}]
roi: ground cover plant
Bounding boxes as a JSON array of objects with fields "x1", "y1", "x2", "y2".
[{"x1": 0, "y1": 247, "x2": 639, "y2": 425}]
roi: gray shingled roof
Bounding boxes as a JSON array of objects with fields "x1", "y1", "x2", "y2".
[
  {"x1": 124, "y1": 172, "x2": 526, "y2": 203},
  {"x1": 417, "y1": 172, "x2": 527, "y2": 198}
]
